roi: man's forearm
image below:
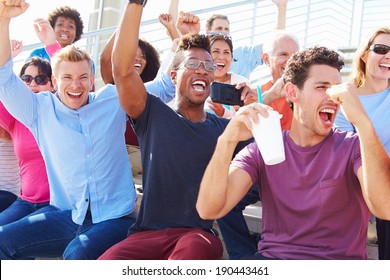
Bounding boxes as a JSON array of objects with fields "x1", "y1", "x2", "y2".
[
  {"x1": 0, "y1": 18, "x2": 11, "y2": 67},
  {"x1": 262, "y1": 87, "x2": 282, "y2": 105},
  {"x1": 275, "y1": 3, "x2": 287, "y2": 30},
  {"x1": 113, "y1": 3, "x2": 147, "y2": 119},
  {"x1": 113, "y1": 4, "x2": 142, "y2": 78},
  {"x1": 197, "y1": 136, "x2": 238, "y2": 219}
]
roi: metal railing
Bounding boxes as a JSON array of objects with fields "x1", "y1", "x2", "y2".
[{"x1": 13, "y1": 0, "x2": 390, "y2": 88}]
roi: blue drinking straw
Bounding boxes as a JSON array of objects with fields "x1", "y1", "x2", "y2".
[{"x1": 257, "y1": 85, "x2": 263, "y2": 104}]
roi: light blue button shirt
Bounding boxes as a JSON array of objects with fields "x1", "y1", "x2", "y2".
[
  {"x1": 145, "y1": 71, "x2": 176, "y2": 103},
  {"x1": 0, "y1": 58, "x2": 136, "y2": 225},
  {"x1": 230, "y1": 44, "x2": 263, "y2": 79},
  {"x1": 26, "y1": 47, "x2": 51, "y2": 62}
]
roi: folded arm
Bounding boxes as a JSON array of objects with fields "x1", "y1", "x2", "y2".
[{"x1": 0, "y1": 14, "x2": 12, "y2": 67}]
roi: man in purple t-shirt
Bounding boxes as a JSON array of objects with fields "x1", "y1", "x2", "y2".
[{"x1": 197, "y1": 46, "x2": 390, "y2": 260}]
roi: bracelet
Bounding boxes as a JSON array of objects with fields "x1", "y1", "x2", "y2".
[{"x1": 128, "y1": 0, "x2": 147, "y2": 6}]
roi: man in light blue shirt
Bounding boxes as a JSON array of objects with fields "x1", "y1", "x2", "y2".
[{"x1": 0, "y1": 2, "x2": 136, "y2": 260}]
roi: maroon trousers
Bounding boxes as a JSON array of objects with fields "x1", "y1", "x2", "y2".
[{"x1": 99, "y1": 228, "x2": 223, "y2": 260}]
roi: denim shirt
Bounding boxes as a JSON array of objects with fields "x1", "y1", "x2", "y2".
[{"x1": 0, "y1": 58, "x2": 136, "y2": 225}]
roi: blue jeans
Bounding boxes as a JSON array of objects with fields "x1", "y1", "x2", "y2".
[
  {"x1": 217, "y1": 184, "x2": 260, "y2": 260},
  {"x1": 0, "y1": 190, "x2": 17, "y2": 212},
  {"x1": 0, "y1": 197, "x2": 49, "y2": 226},
  {"x1": 0, "y1": 205, "x2": 136, "y2": 260}
]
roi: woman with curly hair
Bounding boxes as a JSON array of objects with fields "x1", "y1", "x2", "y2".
[
  {"x1": 100, "y1": 33, "x2": 160, "y2": 84},
  {"x1": 100, "y1": 32, "x2": 160, "y2": 178},
  {"x1": 26, "y1": 6, "x2": 84, "y2": 62}
]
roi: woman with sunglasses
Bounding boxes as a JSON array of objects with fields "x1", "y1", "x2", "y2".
[
  {"x1": 0, "y1": 57, "x2": 53, "y2": 225},
  {"x1": 334, "y1": 27, "x2": 390, "y2": 260}
]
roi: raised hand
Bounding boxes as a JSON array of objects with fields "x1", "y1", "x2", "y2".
[
  {"x1": 159, "y1": 13, "x2": 174, "y2": 29},
  {"x1": 326, "y1": 82, "x2": 366, "y2": 126},
  {"x1": 159, "y1": 13, "x2": 180, "y2": 40},
  {"x1": 176, "y1": 11, "x2": 200, "y2": 35},
  {"x1": 0, "y1": 0, "x2": 29, "y2": 19},
  {"x1": 10, "y1": 39, "x2": 22, "y2": 57},
  {"x1": 271, "y1": 0, "x2": 288, "y2": 8},
  {"x1": 32, "y1": 18, "x2": 56, "y2": 46}
]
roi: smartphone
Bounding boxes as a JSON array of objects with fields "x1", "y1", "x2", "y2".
[{"x1": 210, "y1": 82, "x2": 244, "y2": 106}]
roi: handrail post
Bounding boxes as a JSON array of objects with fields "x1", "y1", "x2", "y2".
[{"x1": 250, "y1": 0, "x2": 258, "y2": 45}]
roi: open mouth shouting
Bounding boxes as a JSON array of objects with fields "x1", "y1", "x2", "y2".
[
  {"x1": 379, "y1": 63, "x2": 390, "y2": 72},
  {"x1": 67, "y1": 91, "x2": 83, "y2": 98},
  {"x1": 192, "y1": 79, "x2": 207, "y2": 93},
  {"x1": 216, "y1": 62, "x2": 225, "y2": 71},
  {"x1": 319, "y1": 107, "x2": 336, "y2": 127},
  {"x1": 59, "y1": 34, "x2": 69, "y2": 40}
]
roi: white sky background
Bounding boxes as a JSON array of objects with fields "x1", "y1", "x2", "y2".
[
  {"x1": 9, "y1": 0, "x2": 390, "y2": 47},
  {"x1": 10, "y1": 0, "x2": 232, "y2": 45}
]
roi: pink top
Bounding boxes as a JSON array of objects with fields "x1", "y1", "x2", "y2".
[
  {"x1": 45, "y1": 42, "x2": 61, "y2": 57},
  {"x1": 0, "y1": 102, "x2": 49, "y2": 203}
]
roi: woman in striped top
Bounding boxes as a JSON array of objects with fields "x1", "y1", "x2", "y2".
[{"x1": 0, "y1": 130, "x2": 21, "y2": 212}]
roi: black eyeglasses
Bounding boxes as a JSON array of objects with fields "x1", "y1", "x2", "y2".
[
  {"x1": 21, "y1": 74, "x2": 49, "y2": 86},
  {"x1": 180, "y1": 58, "x2": 216, "y2": 72},
  {"x1": 369, "y1": 44, "x2": 390, "y2": 55}
]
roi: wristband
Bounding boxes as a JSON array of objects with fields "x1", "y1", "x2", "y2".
[
  {"x1": 128, "y1": 0, "x2": 147, "y2": 6},
  {"x1": 45, "y1": 42, "x2": 61, "y2": 58}
]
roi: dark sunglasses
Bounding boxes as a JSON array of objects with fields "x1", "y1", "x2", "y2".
[
  {"x1": 180, "y1": 58, "x2": 216, "y2": 72},
  {"x1": 21, "y1": 74, "x2": 49, "y2": 86},
  {"x1": 369, "y1": 44, "x2": 390, "y2": 55}
]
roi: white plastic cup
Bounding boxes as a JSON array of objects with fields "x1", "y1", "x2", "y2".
[{"x1": 250, "y1": 111, "x2": 285, "y2": 165}]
